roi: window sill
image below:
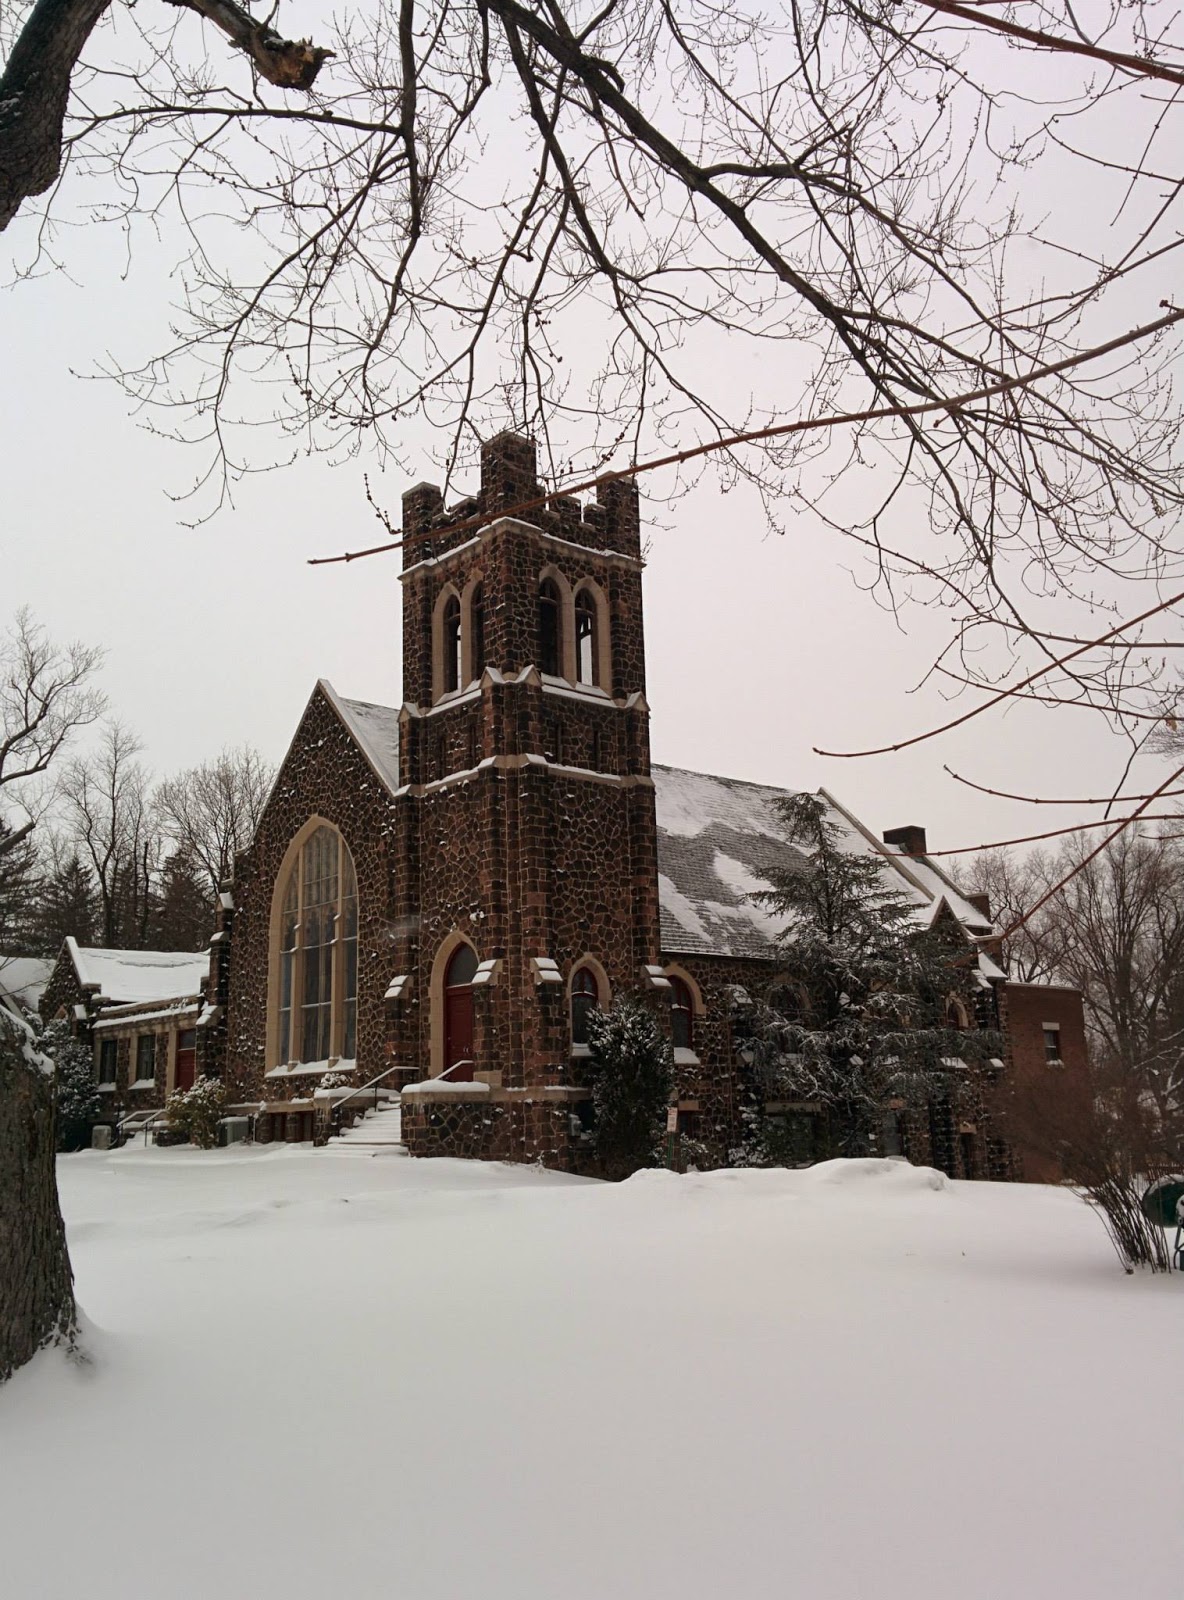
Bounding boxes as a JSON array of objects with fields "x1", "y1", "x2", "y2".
[
  {"x1": 265, "y1": 1059, "x2": 357, "y2": 1081},
  {"x1": 96, "y1": 1083, "x2": 117, "y2": 1094},
  {"x1": 129, "y1": 1079, "x2": 157, "y2": 1091},
  {"x1": 570, "y1": 1044, "x2": 591, "y2": 1059},
  {"x1": 673, "y1": 1047, "x2": 700, "y2": 1067}
]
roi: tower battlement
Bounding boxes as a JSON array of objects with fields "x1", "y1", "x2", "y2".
[{"x1": 401, "y1": 431, "x2": 640, "y2": 565}]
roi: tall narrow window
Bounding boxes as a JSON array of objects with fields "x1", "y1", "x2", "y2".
[
  {"x1": 97, "y1": 1038, "x2": 118, "y2": 1085},
  {"x1": 443, "y1": 593, "x2": 462, "y2": 694},
  {"x1": 539, "y1": 579, "x2": 561, "y2": 676},
  {"x1": 135, "y1": 1034, "x2": 156, "y2": 1083},
  {"x1": 273, "y1": 825, "x2": 359, "y2": 1067},
  {"x1": 670, "y1": 977, "x2": 694, "y2": 1052},
  {"x1": 571, "y1": 966, "x2": 600, "y2": 1047},
  {"x1": 575, "y1": 589, "x2": 597, "y2": 684},
  {"x1": 470, "y1": 583, "x2": 485, "y2": 678}
]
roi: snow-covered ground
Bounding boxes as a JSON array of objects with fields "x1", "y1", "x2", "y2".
[{"x1": 2, "y1": 1147, "x2": 1180, "y2": 1599}]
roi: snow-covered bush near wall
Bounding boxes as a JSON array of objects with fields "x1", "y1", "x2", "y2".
[
  {"x1": 318, "y1": 1068, "x2": 353, "y2": 1092},
  {"x1": 41, "y1": 1018, "x2": 100, "y2": 1152},
  {"x1": 586, "y1": 997, "x2": 673, "y2": 1179},
  {"x1": 165, "y1": 1076, "x2": 226, "y2": 1149}
]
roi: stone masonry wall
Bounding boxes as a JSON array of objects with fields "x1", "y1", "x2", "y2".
[{"x1": 220, "y1": 685, "x2": 404, "y2": 1104}]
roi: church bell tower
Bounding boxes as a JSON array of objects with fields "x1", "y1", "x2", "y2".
[{"x1": 393, "y1": 433, "x2": 663, "y2": 1159}]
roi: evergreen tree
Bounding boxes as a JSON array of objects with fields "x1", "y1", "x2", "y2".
[
  {"x1": 0, "y1": 819, "x2": 38, "y2": 952},
  {"x1": 586, "y1": 997, "x2": 674, "y2": 1180},
  {"x1": 41, "y1": 1018, "x2": 101, "y2": 1152},
  {"x1": 24, "y1": 850, "x2": 100, "y2": 957},
  {"x1": 742, "y1": 792, "x2": 998, "y2": 1159},
  {"x1": 151, "y1": 849, "x2": 215, "y2": 951}
]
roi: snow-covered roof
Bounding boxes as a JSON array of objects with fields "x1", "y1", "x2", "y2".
[
  {"x1": 0, "y1": 954, "x2": 54, "y2": 1012},
  {"x1": 652, "y1": 765, "x2": 993, "y2": 961},
  {"x1": 320, "y1": 680, "x2": 402, "y2": 795},
  {"x1": 66, "y1": 940, "x2": 211, "y2": 1006}
]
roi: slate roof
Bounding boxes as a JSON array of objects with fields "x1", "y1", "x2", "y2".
[{"x1": 652, "y1": 764, "x2": 992, "y2": 961}]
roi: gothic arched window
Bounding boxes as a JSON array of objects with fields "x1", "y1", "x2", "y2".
[
  {"x1": 575, "y1": 588, "x2": 598, "y2": 685},
  {"x1": 571, "y1": 966, "x2": 600, "y2": 1047},
  {"x1": 275, "y1": 824, "x2": 358, "y2": 1067},
  {"x1": 470, "y1": 583, "x2": 486, "y2": 678},
  {"x1": 443, "y1": 593, "x2": 462, "y2": 694},
  {"x1": 539, "y1": 579, "x2": 561, "y2": 676},
  {"x1": 945, "y1": 995, "x2": 970, "y2": 1030},
  {"x1": 670, "y1": 977, "x2": 695, "y2": 1052}
]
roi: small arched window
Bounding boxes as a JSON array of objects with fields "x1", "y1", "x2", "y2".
[
  {"x1": 571, "y1": 966, "x2": 600, "y2": 1047},
  {"x1": 575, "y1": 589, "x2": 597, "y2": 685},
  {"x1": 443, "y1": 593, "x2": 462, "y2": 694},
  {"x1": 275, "y1": 825, "x2": 358, "y2": 1067},
  {"x1": 470, "y1": 583, "x2": 485, "y2": 678},
  {"x1": 539, "y1": 579, "x2": 561, "y2": 676},
  {"x1": 670, "y1": 977, "x2": 694, "y2": 1052},
  {"x1": 945, "y1": 996, "x2": 969, "y2": 1030}
]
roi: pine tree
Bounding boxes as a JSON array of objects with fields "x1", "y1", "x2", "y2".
[
  {"x1": 0, "y1": 819, "x2": 38, "y2": 952},
  {"x1": 586, "y1": 997, "x2": 674, "y2": 1180},
  {"x1": 151, "y1": 849, "x2": 215, "y2": 951},
  {"x1": 25, "y1": 850, "x2": 100, "y2": 956},
  {"x1": 743, "y1": 792, "x2": 998, "y2": 1159},
  {"x1": 41, "y1": 1017, "x2": 101, "y2": 1152}
]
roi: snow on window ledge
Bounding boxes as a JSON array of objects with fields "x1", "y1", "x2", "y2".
[
  {"x1": 265, "y1": 1059, "x2": 356, "y2": 1081},
  {"x1": 673, "y1": 1047, "x2": 700, "y2": 1067},
  {"x1": 129, "y1": 1079, "x2": 157, "y2": 1091},
  {"x1": 570, "y1": 1043, "x2": 591, "y2": 1059},
  {"x1": 96, "y1": 1083, "x2": 116, "y2": 1094}
]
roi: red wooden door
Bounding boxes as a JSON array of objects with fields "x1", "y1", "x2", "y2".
[
  {"x1": 444, "y1": 988, "x2": 474, "y2": 1080},
  {"x1": 174, "y1": 1028, "x2": 197, "y2": 1092}
]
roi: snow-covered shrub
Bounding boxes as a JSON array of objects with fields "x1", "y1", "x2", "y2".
[
  {"x1": 319, "y1": 1068, "x2": 353, "y2": 1092},
  {"x1": 165, "y1": 1076, "x2": 227, "y2": 1149},
  {"x1": 678, "y1": 1136, "x2": 715, "y2": 1173},
  {"x1": 586, "y1": 997, "x2": 674, "y2": 1180},
  {"x1": 42, "y1": 1018, "x2": 101, "y2": 1152}
]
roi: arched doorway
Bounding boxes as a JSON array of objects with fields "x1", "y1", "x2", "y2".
[{"x1": 443, "y1": 943, "x2": 478, "y2": 1080}]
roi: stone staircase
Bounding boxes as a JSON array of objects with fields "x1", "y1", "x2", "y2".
[{"x1": 329, "y1": 1097, "x2": 406, "y2": 1154}]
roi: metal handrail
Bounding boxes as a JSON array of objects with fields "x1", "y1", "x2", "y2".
[
  {"x1": 329, "y1": 1062, "x2": 403, "y2": 1117},
  {"x1": 115, "y1": 1106, "x2": 160, "y2": 1146}
]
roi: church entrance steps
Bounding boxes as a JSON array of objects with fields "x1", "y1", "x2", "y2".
[{"x1": 328, "y1": 1099, "x2": 406, "y2": 1153}]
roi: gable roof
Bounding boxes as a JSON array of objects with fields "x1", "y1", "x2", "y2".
[
  {"x1": 652, "y1": 765, "x2": 992, "y2": 961},
  {"x1": 318, "y1": 680, "x2": 402, "y2": 795},
  {"x1": 65, "y1": 940, "x2": 210, "y2": 1007}
]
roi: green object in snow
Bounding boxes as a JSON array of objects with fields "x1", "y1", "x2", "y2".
[{"x1": 1140, "y1": 1176, "x2": 1184, "y2": 1229}]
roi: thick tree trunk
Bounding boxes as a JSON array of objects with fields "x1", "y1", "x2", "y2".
[
  {"x1": 0, "y1": 1008, "x2": 78, "y2": 1383},
  {"x1": 1, "y1": 0, "x2": 332, "y2": 233},
  {"x1": 0, "y1": 0, "x2": 112, "y2": 232}
]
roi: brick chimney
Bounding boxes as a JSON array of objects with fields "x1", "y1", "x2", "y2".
[{"x1": 883, "y1": 824, "x2": 927, "y2": 857}]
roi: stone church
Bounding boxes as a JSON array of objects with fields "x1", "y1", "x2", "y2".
[{"x1": 195, "y1": 432, "x2": 1086, "y2": 1174}]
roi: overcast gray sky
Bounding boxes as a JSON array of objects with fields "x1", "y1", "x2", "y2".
[{"x1": 3, "y1": 18, "x2": 1178, "y2": 867}]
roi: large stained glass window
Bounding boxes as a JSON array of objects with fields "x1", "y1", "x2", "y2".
[{"x1": 274, "y1": 825, "x2": 359, "y2": 1067}]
